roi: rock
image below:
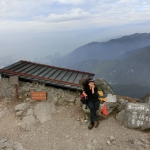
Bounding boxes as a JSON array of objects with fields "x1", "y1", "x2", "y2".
[
  {"x1": 0, "y1": 136, "x2": 27, "y2": 150},
  {"x1": 23, "y1": 115, "x2": 36, "y2": 124},
  {"x1": 141, "y1": 92, "x2": 150, "y2": 103},
  {"x1": 34, "y1": 102, "x2": 56, "y2": 123},
  {"x1": 116, "y1": 110, "x2": 125, "y2": 124},
  {"x1": 105, "y1": 102, "x2": 117, "y2": 115},
  {"x1": 94, "y1": 79, "x2": 114, "y2": 94},
  {"x1": 26, "y1": 108, "x2": 33, "y2": 116},
  {"x1": 106, "y1": 140, "x2": 111, "y2": 146},
  {"x1": 22, "y1": 115, "x2": 36, "y2": 130},
  {"x1": 26, "y1": 98, "x2": 31, "y2": 101},
  {"x1": 84, "y1": 119, "x2": 88, "y2": 123},
  {"x1": 65, "y1": 98, "x2": 75, "y2": 103},
  {"x1": 106, "y1": 94, "x2": 117, "y2": 102},
  {"x1": 82, "y1": 94, "x2": 117, "y2": 117},
  {"x1": 124, "y1": 103, "x2": 150, "y2": 130},
  {"x1": 132, "y1": 139, "x2": 146, "y2": 149},
  {"x1": 82, "y1": 104, "x2": 90, "y2": 113},
  {"x1": 16, "y1": 111, "x2": 23, "y2": 117},
  {"x1": 116, "y1": 95, "x2": 137, "y2": 103},
  {"x1": 15, "y1": 102, "x2": 30, "y2": 112},
  {"x1": 110, "y1": 136, "x2": 115, "y2": 141},
  {"x1": 116, "y1": 98, "x2": 128, "y2": 112}
]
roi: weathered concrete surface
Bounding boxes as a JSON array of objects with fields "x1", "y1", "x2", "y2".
[{"x1": 124, "y1": 103, "x2": 150, "y2": 130}]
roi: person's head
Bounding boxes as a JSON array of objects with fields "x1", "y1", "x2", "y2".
[
  {"x1": 82, "y1": 78, "x2": 94, "y2": 91},
  {"x1": 88, "y1": 78, "x2": 95, "y2": 88}
]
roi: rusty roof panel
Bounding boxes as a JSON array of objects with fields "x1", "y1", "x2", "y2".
[{"x1": 0, "y1": 60, "x2": 95, "y2": 90}]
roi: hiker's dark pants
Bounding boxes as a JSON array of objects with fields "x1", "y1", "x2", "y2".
[{"x1": 88, "y1": 100, "x2": 100, "y2": 124}]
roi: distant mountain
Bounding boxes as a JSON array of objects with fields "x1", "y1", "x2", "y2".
[
  {"x1": 68, "y1": 46, "x2": 150, "y2": 86},
  {"x1": 111, "y1": 84, "x2": 150, "y2": 99},
  {"x1": 53, "y1": 33, "x2": 150, "y2": 67}
]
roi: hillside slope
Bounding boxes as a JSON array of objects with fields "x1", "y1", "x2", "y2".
[
  {"x1": 53, "y1": 33, "x2": 150, "y2": 67},
  {"x1": 69, "y1": 46, "x2": 150, "y2": 85}
]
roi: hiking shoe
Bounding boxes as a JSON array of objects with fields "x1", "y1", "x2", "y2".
[
  {"x1": 88, "y1": 124, "x2": 94, "y2": 130},
  {"x1": 94, "y1": 121, "x2": 99, "y2": 128}
]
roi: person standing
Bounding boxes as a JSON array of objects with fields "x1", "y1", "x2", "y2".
[{"x1": 82, "y1": 78, "x2": 100, "y2": 130}]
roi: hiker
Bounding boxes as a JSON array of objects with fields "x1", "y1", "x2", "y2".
[{"x1": 82, "y1": 78, "x2": 100, "y2": 129}]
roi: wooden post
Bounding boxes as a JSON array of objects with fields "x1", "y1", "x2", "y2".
[{"x1": 15, "y1": 84, "x2": 19, "y2": 100}]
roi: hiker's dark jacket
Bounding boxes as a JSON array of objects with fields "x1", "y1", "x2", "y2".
[{"x1": 84, "y1": 87, "x2": 99, "y2": 102}]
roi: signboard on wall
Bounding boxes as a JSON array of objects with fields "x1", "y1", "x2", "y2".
[
  {"x1": 10, "y1": 76, "x2": 19, "y2": 85},
  {"x1": 31, "y1": 92, "x2": 47, "y2": 100}
]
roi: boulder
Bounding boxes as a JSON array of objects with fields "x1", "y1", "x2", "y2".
[
  {"x1": 81, "y1": 79, "x2": 116, "y2": 117},
  {"x1": 141, "y1": 92, "x2": 150, "y2": 103},
  {"x1": 94, "y1": 78, "x2": 114, "y2": 94},
  {"x1": 124, "y1": 103, "x2": 150, "y2": 130},
  {"x1": 82, "y1": 94, "x2": 117, "y2": 117},
  {"x1": 116, "y1": 98, "x2": 128, "y2": 112}
]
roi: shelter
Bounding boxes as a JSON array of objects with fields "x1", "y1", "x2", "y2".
[{"x1": 0, "y1": 60, "x2": 95, "y2": 90}]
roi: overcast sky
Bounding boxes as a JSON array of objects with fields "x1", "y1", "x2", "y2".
[{"x1": 0, "y1": 0, "x2": 150, "y2": 60}]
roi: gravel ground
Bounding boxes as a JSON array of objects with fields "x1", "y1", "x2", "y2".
[{"x1": 0, "y1": 101, "x2": 150, "y2": 150}]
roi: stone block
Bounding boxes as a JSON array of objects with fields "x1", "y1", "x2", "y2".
[{"x1": 124, "y1": 103, "x2": 150, "y2": 130}]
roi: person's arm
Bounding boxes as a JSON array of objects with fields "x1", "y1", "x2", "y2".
[
  {"x1": 82, "y1": 90, "x2": 88, "y2": 98},
  {"x1": 92, "y1": 87, "x2": 98, "y2": 97}
]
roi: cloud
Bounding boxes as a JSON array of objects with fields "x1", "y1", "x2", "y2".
[
  {"x1": 0, "y1": 0, "x2": 150, "y2": 32},
  {"x1": 34, "y1": 8, "x2": 91, "y2": 22},
  {"x1": 0, "y1": 0, "x2": 54, "y2": 18},
  {"x1": 54, "y1": 0, "x2": 85, "y2": 5}
]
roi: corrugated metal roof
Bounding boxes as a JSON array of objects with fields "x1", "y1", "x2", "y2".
[{"x1": 0, "y1": 60, "x2": 95, "y2": 90}]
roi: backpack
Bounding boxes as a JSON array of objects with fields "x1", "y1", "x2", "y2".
[
  {"x1": 80, "y1": 93, "x2": 88, "y2": 109},
  {"x1": 98, "y1": 90, "x2": 107, "y2": 103}
]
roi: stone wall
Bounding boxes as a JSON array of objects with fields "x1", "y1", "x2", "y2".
[{"x1": 0, "y1": 78, "x2": 80, "y2": 105}]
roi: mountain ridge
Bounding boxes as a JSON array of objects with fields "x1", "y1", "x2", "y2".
[{"x1": 53, "y1": 33, "x2": 150, "y2": 67}]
